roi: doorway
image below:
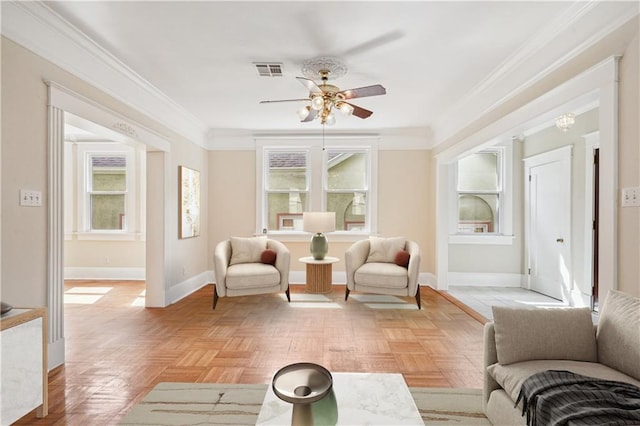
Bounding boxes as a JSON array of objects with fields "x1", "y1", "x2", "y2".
[{"x1": 525, "y1": 146, "x2": 572, "y2": 301}]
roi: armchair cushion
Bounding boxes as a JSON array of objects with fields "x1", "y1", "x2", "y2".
[
  {"x1": 229, "y1": 236, "x2": 267, "y2": 265},
  {"x1": 492, "y1": 306, "x2": 597, "y2": 365},
  {"x1": 367, "y1": 236, "x2": 406, "y2": 263},
  {"x1": 354, "y1": 262, "x2": 409, "y2": 289},
  {"x1": 226, "y1": 263, "x2": 280, "y2": 289}
]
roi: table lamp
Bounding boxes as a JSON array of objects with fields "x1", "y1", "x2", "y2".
[{"x1": 303, "y1": 212, "x2": 336, "y2": 260}]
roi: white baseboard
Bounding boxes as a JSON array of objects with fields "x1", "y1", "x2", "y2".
[
  {"x1": 168, "y1": 271, "x2": 215, "y2": 305},
  {"x1": 64, "y1": 267, "x2": 145, "y2": 280},
  {"x1": 447, "y1": 272, "x2": 524, "y2": 287},
  {"x1": 48, "y1": 337, "x2": 65, "y2": 371}
]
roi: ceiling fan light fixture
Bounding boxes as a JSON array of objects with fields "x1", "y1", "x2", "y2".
[
  {"x1": 338, "y1": 102, "x2": 354, "y2": 116},
  {"x1": 311, "y1": 95, "x2": 325, "y2": 111},
  {"x1": 297, "y1": 105, "x2": 311, "y2": 120},
  {"x1": 325, "y1": 111, "x2": 336, "y2": 126}
]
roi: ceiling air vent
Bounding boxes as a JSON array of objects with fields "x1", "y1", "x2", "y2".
[{"x1": 254, "y1": 62, "x2": 283, "y2": 77}]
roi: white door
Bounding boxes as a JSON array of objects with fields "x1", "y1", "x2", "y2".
[{"x1": 526, "y1": 149, "x2": 571, "y2": 301}]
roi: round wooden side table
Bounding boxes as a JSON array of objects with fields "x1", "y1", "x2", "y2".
[{"x1": 298, "y1": 256, "x2": 339, "y2": 294}]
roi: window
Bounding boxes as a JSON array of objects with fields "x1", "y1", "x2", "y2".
[
  {"x1": 456, "y1": 149, "x2": 503, "y2": 234},
  {"x1": 70, "y1": 142, "x2": 139, "y2": 239},
  {"x1": 88, "y1": 155, "x2": 127, "y2": 230},
  {"x1": 258, "y1": 139, "x2": 376, "y2": 236}
]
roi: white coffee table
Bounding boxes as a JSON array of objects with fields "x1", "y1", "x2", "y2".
[{"x1": 256, "y1": 372, "x2": 423, "y2": 425}]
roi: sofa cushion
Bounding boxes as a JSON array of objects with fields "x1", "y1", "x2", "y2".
[
  {"x1": 367, "y1": 236, "x2": 406, "y2": 263},
  {"x1": 492, "y1": 306, "x2": 597, "y2": 365},
  {"x1": 597, "y1": 290, "x2": 640, "y2": 380},
  {"x1": 355, "y1": 262, "x2": 408, "y2": 289},
  {"x1": 487, "y1": 359, "x2": 640, "y2": 402},
  {"x1": 225, "y1": 263, "x2": 280, "y2": 289},
  {"x1": 229, "y1": 236, "x2": 268, "y2": 265}
]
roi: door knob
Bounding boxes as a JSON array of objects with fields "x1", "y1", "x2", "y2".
[{"x1": 556, "y1": 238, "x2": 564, "y2": 243}]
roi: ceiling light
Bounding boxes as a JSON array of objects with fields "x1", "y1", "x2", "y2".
[
  {"x1": 297, "y1": 106, "x2": 311, "y2": 120},
  {"x1": 311, "y1": 95, "x2": 324, "y2": 111},
  {"x1": 555, "y1": 113, "x2": 575, "y2": 132},
  {"x1": 338, "y1": 102, "x2": 354, "y2": 116},
  {"x1": 325, "y1": 111, "x2": 336, "y2": 126}
]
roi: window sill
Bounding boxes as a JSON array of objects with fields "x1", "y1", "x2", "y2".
[
  {"x1": 72, "y1": 232, "x2": 140, "y2": 241},
  {"x1": 448, "y1": 234, "x2": 515, "y2": 245},
  {"x1": 257, "y1": 231, "x2": 371, "y2": 243}
]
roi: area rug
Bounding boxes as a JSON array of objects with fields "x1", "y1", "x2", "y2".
[{"x1": 120, "y1": 382, "x2": 490, "y2": 425}]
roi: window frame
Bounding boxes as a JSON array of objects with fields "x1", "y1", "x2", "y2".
[
  {"x1": 75, "y1": 142, "x2": 137, "y2": 240},
  {"x1": 256, "y1": 137, "x2": 378, "y2": 241},
  {"x1": 449, "y1": 145, "x2": 514, "y2": 245}
]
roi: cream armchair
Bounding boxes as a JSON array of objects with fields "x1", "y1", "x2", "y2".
[
  {"x1": 213, "y1": 237, "x2": 291, "y2": 309},
  {"x1": 344, "y1": 237, "x2": 422, "y2": 309}
]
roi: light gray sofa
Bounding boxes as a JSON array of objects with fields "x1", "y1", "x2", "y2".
[{"x1": 483, "y1": 290, "x2": 640, "y2": 425}]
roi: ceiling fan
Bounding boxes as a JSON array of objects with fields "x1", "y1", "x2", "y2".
[{"x1": 260, "y1": 57, "x2": 386, "y2": 125}]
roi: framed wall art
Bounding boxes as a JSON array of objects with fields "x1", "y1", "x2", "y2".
[{"x1": 179, "y1": 166, "x2": 201, "y2": 239}]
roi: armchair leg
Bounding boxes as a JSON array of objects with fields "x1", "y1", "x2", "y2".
[
  {"x1": 415, "y1": 285, "x2": 421, "y2": 310},
  {"x1": 345, "y1": 287, "x2": 350, "y2": 301},
  {"x1": 212, "y1": 285, "x2": 219, "y2": 310},
  {"x1": 285, "y1": 286, "x2": 291, "y2": 302}
]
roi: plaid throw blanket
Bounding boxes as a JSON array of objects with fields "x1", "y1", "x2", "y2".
[{"x1": 515, "y1": 370, "x2": 640, "y2": 426}]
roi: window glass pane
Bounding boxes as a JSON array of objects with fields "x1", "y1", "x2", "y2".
[
  {"x1": 91, "y1": 194, "x2": 125, "y2": 230},
  {"x1": 327, "y1": 152, "x2": 366, "y2": 190},
  {"x1": 92, "y1": 156, "x2": 126, "y2": 191},
  {"x1": 327, "y1": 192, "x2": 366, "y2": 231},
  {"x1": 267, "y1": 152, "x2": 306, "y2": 190},
  {"x1": 267, "y1": 192, "x2": 307, "y2": 231},
  {"x1": 457, "y1": 152, "x2": 498, "y2": 191},
  {"x1": 457, "y1": 194, "x2": 498, "y2": 233}
]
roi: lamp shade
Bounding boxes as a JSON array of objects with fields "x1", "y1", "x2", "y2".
[{"x1": 303, "y1": 212, "x2": 336, "y2": 233}]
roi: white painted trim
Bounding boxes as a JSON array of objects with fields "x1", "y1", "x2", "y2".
[
  {"x1": 47, "y1": 338, "x2": 65, "y2": 372},
  {"x1": 448, "y1": 272, "x2": 524, "y2": 287},
  {"x1": 47, "y1": 82, "x2": 170, "y2": 152},
  {"x1": 523, "y1": 144, "x2": 573, "y2": 166},
  {"x1": 432, "y1": 2, "x2": 637, "y2": 146},
  {"x1": 2, "y1": 1, "x2": 207, "y2": 146},
  {"x1": 167, "y1": 271, "x2": 215, "y2": 305},
  {"x1": 63, "y1": 267, "x2": 145, "y2": 281}
]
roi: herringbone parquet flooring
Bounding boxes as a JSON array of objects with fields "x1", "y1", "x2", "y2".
[{"x1": 16, "y1": 281, "x2": 486, "y2": 425}]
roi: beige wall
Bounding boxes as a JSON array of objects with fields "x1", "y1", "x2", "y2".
[
  {"x1": 617, "y1": 32, "x2": 640, "y2": 297},
  {"x1": 64, "y1": 241, "x2": 146, "y2": 268},
  {"x1": 208, "y1": 149, "x2": 435, "y2": 275},
  {"x1": 1, "y1": 37, "x2": 209, "y2": 306}
]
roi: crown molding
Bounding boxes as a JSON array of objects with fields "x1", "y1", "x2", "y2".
[
  {"x1": 1, "y1": 1, "x2": 208, "y2": 147},
  {"x1": 432, "y1": 1, "x2": 639, "y2": 147}
]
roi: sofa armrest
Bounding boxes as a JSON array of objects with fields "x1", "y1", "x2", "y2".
[
  {"x1": 405, "y1": 240, "x2": 421, "y2": 296},
  {"x1": 483, "y1": 322, "x2": 500, "y2": 411},
  {"x1": 345, "y1": 239, "x2": 369, "y2": 290},
  {"x1": 267, "y1": 239, "x2": 290, "y2": 291},
  {"x1": 214, "y1": 240, "x2": 231, "y2": 297}
]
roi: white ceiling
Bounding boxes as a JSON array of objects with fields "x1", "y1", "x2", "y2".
[{"x1": 20, "y1": 1, "x2": 640, "y2": 144}]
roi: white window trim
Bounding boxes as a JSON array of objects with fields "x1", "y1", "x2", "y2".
[
  {"x1": 76, "y1": 142, "x2": 137, "y2": 240},
  {"x1": 448, "y1": 144, "x2": 514, "y2": 245},
  {"x1": 256, "y1": 137, "x2": 378, "y2": 241}
]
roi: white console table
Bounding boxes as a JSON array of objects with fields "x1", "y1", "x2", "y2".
[{"x1": 0, "y1": 307, "x2": 48, "y2": 425}]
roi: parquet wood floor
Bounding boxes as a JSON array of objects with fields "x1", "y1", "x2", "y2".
[{"x1": 17, "y1": 281, "x2": 486, "y2": 425}]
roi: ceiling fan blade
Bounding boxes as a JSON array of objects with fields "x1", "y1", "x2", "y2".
[
  {"x1": 339, "y1": 84, "x2": 386, "y2": 100},
  {"x1": 345, "y1": 102, "x2": 373, "y2": 119},
  {"x1": 297, "y1": 77, "x2": 322, "y2": 94},
  {"x1": 259, "y1": 98, "x2": 310, "y2": 104}
]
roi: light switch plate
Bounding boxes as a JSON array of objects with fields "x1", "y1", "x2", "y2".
[
  {"x1": 621, "y1": 187, "x2": 640, "y2": 207},
  {"x1": 20, "y1": 189, "x2": 42, "y2": 206}
]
